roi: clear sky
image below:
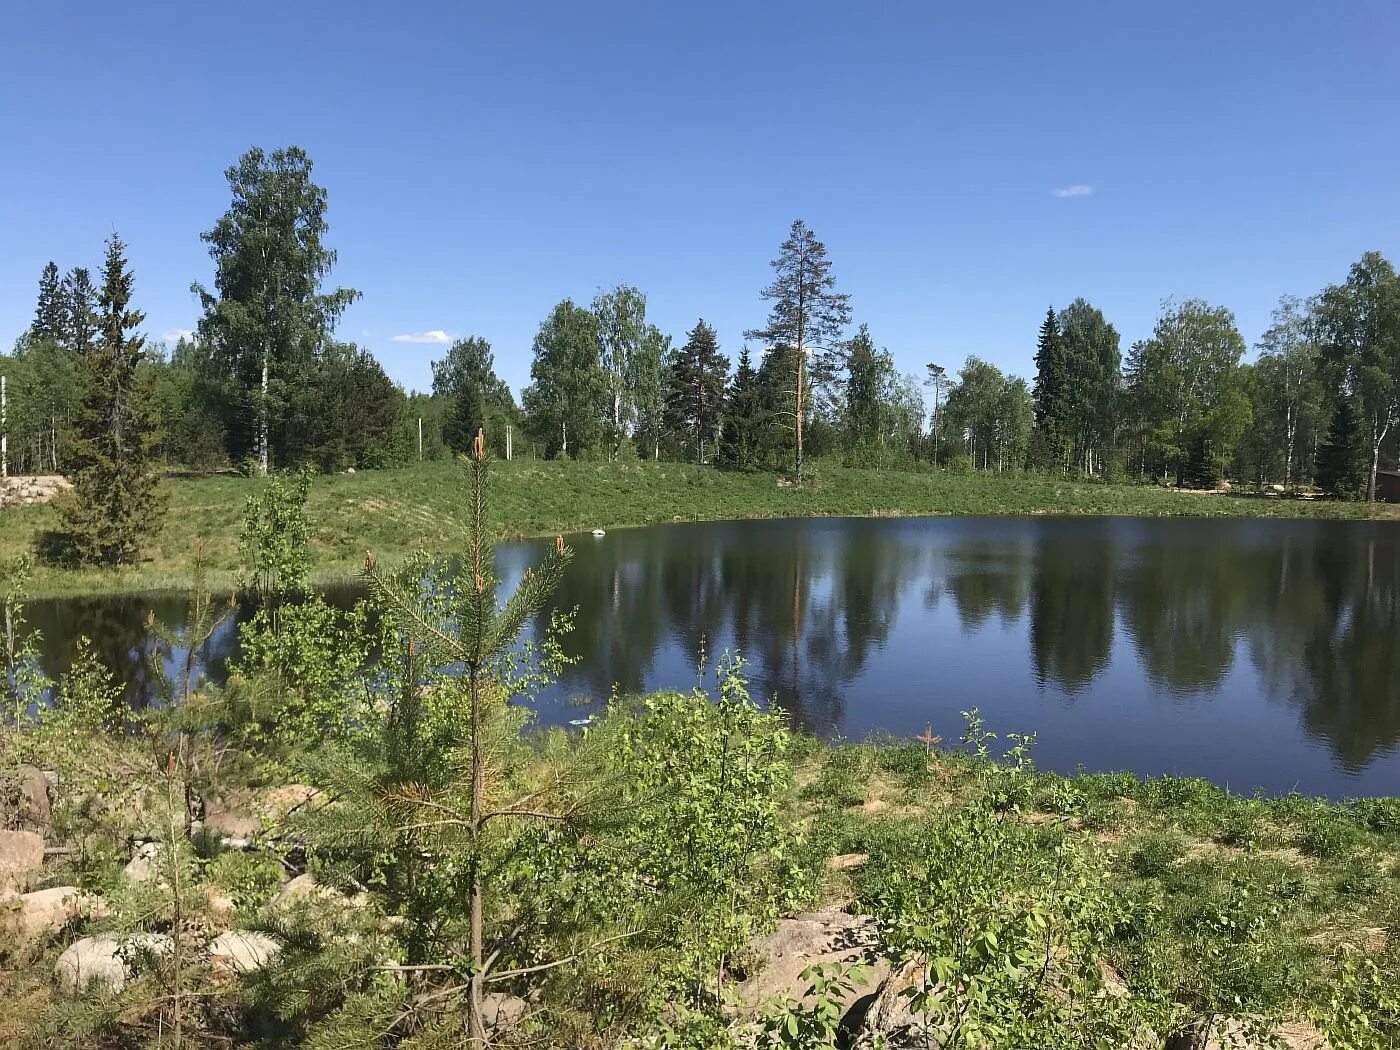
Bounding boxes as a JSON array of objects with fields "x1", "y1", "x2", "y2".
[{"x1": 2, "y1": 2, "x2": 1397, "y2": 398}]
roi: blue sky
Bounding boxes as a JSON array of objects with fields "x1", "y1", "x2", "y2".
[{"x1": 2, "y1": 2, "x2": 1397, "y2": 398}]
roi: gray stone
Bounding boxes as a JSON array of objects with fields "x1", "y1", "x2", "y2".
[
  {"x1": 5, "y1": 886, "x2": 107, "y2": 946},
  {"x1": 54, "y1": 933, "x2": 171, "y2": 994},
  {"x1": 209, "y1": 930, "x2": 281, "y2": 975},
  {"x1": 481, "y1": 992, "x2": 528, "y2": 1031},
  {"x1": 124, "y1": 841, "x2": 162, "y2": 883}
]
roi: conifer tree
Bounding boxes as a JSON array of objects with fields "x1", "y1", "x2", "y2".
[
  {"x1": 1032, "y1": 308, "x2": 1071, "y2": 472},
  {"x1": 663, "y1": 319, "x2": 730, "y2": 464},
  {"x1": 745, "y1": 220, "x2": 852, "y2": 479},
  {"x1": 720, "y1": 346, "x2": 764, "y2": 467},
  {"x1": 61, "y1": 266, "x2": 98, "y2": 355},
  {"x1": 31, "y1": 262, "x2": 65, "y2": 342},
  {"x1": 53, "y1": 236, "x2": 166, "y2": 566}
]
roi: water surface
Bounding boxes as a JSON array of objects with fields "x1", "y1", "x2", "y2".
[{"x1": 27, "y1": 516, "x2": 1400, "y2": 798}]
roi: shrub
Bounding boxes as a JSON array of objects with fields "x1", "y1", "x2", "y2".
[{"x1": 1128, "y1": 833, "x2": 1188, "y2": 879}]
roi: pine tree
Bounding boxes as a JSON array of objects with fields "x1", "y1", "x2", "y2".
[
  {"x1": 31, "y1": 262, "x2": 65, "y2": 342},
  {"x1": 719, "y1": 346, "x2": 764, "y2": 467},
  {"x1": 663, "y1": 319, "x2": 730, "y2": 464},
  {"x1": 61, "y1": 266, "x2": 98, "y2": 355},
  {"x1": 52, "y1": 236, "x2": 167, "y2": 566},
  {"x1": 1032, "y1": 307, "x2": 1071, "y2": 472},
  {"x1": 745, "y1": 220, "x2": 852, "y2": 479}
]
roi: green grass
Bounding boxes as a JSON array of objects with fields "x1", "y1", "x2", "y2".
[{"x1": 4, "y1": 459, "x2": 1397, "y2": 596}]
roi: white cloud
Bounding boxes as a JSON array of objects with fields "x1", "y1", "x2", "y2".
[
  {"x1": 391, "y1": 329, "x2": 453, "y2": 344},
  {"x1": 162, "y1": 328, "x2": 196, "y2": 343},
  {"x1": 1051, "y1": 184, "x2": 1095, "y2": 199}
]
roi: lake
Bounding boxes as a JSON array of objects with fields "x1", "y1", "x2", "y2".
[{"x1": 25, "y1": 516, "x2": 1400, "y2": 798}]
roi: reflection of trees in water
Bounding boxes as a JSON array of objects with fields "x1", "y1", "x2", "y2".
[
  {"x1": 1244, "y1": 530, "x2": 1400, "y2": 770},
  {"x1": 25, "y1": 520, "x2": 1400, "y2": 776},
  {"x1": 943, "y1": 535, "x2": 1032, "y2": 631},
  {"x1": 1028, "y1": 524, "x2": 1115, "y2": 693},
  {"x1": 536, "y1": 523, "x2": 926, "y2": 734},
  {"x1": 25, "y1": 591, "x2": 244, "y2": 708},
  {"x1": 1115, "y1": 536, "x2": 1246, "y2": 697}
]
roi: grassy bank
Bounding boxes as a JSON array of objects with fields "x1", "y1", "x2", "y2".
[{"x1": 2, "y1": 459, "x2": 1397, "y2": 596}]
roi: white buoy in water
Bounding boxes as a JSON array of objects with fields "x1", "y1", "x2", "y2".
[{"x1": 591, "y1": 528, "x2": 606, "y2": 537}]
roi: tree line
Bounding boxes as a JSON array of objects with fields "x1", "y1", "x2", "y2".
[{"x1": 7, "y1": 144, "x2": 1400, "y2": 541}]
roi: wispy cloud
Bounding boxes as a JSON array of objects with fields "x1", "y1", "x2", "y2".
[
  {"x1": 391, "y1": 329, "x2": 453, "y2": 344},
  {"x1": 1051, "y1": 184, "x2": 1095, "y2": 199},
  {"x1": 162, "y1": 328, "x2": 195, "y2": 343}
]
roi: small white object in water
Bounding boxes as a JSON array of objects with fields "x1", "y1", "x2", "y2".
[
  {"x1": 591, "y1": 528, "x2": 606, "y2": 537},
  {"x1": 568, "y1": 717, "x2": 594, "y2": 727}
]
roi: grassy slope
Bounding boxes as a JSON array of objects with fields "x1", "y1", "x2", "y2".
[{"x1": 3, "y1": 459, "x2": 1397, "y2": 596}]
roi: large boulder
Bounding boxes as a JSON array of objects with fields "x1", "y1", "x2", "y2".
[
  {"x1": 0, "y1": 829, "x2": 44, "y2": 891},
  {"x1": 3, "y1": 886, "x2": 108, "y2": 948},
  {"x1": 54, "y1": 933, "x2": 171, "y2": 994},
  {"x1": 209, "y1": 931, "x2": 281, "y2": 976},
  {"x1": 735, "y1": 906, "x2": 886, "y2": 1018}
]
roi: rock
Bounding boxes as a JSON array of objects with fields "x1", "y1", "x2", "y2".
[
  {"x1": 4, "y1": 886, "x2": 108, "y2": 946},
  {"x1": 855, "y1": 957, "x2": 928, "y2": 1041},
  {"x1": 15, "y1": 765, "x2": 52, "y2": 830},
  {"x1": 54, "y1": 933, "x2": 171, "y2": 994},
  {"x1": 0, "y1": 829, "x2": 45, "y2": 890},
  {"x1": 826, "y1": 853, "x2": 869, "y2": 872},
  {"x1": 209, "y1": 931, "x2": 281, "y2": 975},
  {"x1": 1175, "y1": 1016, "x2": 1332, "y2": 1050},
  {"x1": 481, "y1": 992, "x2": 528, "y2": 1031},
  {"x1": 124, "y1": 841, "x2": 162, "y2": 882},
  {"x1": 735, "y1": 906, "x2": 885, "y2": 1017},
  {"x1": 202, "y1": 798, "x2": 258, "y2": 840},
  {"x1": 203, "y1": 885, "x2": 236, "y2": 924},
  {"x1": 260, "y1": 784, "x2": 319, "y2": 821}
]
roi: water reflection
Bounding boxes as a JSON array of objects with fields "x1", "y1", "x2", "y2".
[{"x1": 24, "y1": 516, "x2": 1400, "y2": 797}]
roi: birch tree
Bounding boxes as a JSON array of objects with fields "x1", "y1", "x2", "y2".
[{"x1": 193, "y1": 146, "x2": 358, "y2": 475}]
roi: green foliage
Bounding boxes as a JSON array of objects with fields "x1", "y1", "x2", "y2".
[
  {"x1": 193, "y1": 145, "x2": 360, "y2": 471},
  {"x1": 1313, "y1": 956, "x2": 1400, "y2": 1050},
  {"x1": 663, "y1": 319, "x2": 730, "y2": 464},
  {"x1": 49, "y1": 234, "x2": 167, "y2": 566},
  {"x1": 43, "y1": 636, "x2": 121, "y2": 740},
  {"x1": 238, "y1": 468, "x2": 313, "y2": 604},
  {"x1": 1128, "y1": 832, "x2": 1188, "y2": 878},
  {"x1": 522, "y1": 299, "x2": 607, "y2": 458},
  {"x1": 863, "y1": 802, "x2": 1152, "y2": 1049},
  {"x1": 760, "y1": 961, "x2": 870, "y2": 1048},
  {"x1": 0, "y1": 556, "x2": 50, "y2": 733}
]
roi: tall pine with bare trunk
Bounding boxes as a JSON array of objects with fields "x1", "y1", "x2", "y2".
[{"x1": 746, "y1": 219, "x2": 851, "y2": 480}]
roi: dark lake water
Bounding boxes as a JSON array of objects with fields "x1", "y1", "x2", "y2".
[{"x1": 27, "y1": 516, "x2": 1400, "y2": 798}]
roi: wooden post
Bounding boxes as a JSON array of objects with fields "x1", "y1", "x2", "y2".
[
  {"x1": 506, "y1": 423, "x2": 513, "y2": 461},
  {"x1": 417, "y1": 417, "x2": 423, "y2": 461},
  {"x1": 1, "y1": 375, "x2": 7, "y2": 479}
]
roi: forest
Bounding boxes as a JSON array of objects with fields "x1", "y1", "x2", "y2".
[{"x1": 5, "y1": 146, "x2": 1399, "y2": 568}]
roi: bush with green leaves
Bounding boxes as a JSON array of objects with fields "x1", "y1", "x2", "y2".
[{"x1": 863, "y1": 803, "x2": 1158, "y2": 1049}]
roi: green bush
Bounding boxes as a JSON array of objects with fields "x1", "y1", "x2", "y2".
[{"x1": 1128, "y1": 833, "x2": 1188, "y2": 879}]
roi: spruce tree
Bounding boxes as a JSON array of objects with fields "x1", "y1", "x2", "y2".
[
  {"x1": 1032, "y1": 307, "x2": 1071, "y2": 472},
  {"x1": 52, "y1": 236, "x2": 166, "y2": 565},
  {"x1": 1316, "y1": 396, "x2": 1367, "y2": 499},
  {"x1": 31, "y1": 262, "x2": 65, "y2": 341},
  {"x1": 663, "y1": 319, "x2": 730, "y2": 464},
  {"x1": 719, "y1": 345, "x2": 764, "y2": 467},
  {"x1": 61, "y1": 266, "x2": 98, "y2": 355}
]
